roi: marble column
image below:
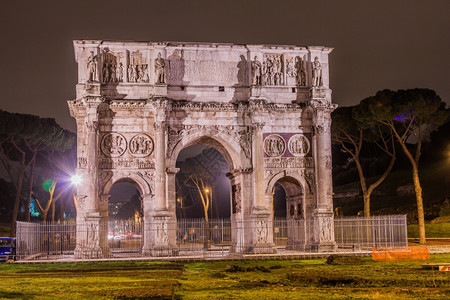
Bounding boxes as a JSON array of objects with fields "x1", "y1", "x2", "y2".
[
  {"x1": 154, "y1": 121, "x2": 167, "y2": 212},
  {"x1": 253, "y1": 123, "x2": 266, "y2": 209},
  {"x1": 310, "y1": 99, "x2": 337, "y2": 251},
  {"x1": 250, "y1": 120, "x2": 276, "y2": 254},
  {"x1": 75, "y1": 97, "x2": 103, "y2": 259}
]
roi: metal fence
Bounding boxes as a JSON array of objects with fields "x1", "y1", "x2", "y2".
[
  {"x1": 334, "y1": 215, "x2": 408, "y2": 250},
  {"x1": 15, "y1": 215, "x2": 407, "y2": 261}
]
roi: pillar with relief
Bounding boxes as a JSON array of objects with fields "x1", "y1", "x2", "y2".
[
  {"x1": 74, "y1": 97, "x2": 104, "y2": 259},
  {"x1": 150, "y1": 99, "x2": 177, "y2": 256},
  {"x1": 310, "y1": 98, "x2": 337, "y2": 251},
  {"x1": 249, "y1": 100, "x2": 276, "y2": 254}
]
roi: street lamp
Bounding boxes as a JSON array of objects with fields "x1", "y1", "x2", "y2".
[
  {"x1": 70, "y1": 174, "x2": 82, "y2": 211},
  {"x1": 70, "y1": 174, "x2": 82, "y2": 186},
  {"x1": 204, "y1": 187, "x2": 212, "y2": 219}
]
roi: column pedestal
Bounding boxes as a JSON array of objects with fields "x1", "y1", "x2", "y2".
[
  {"x1": 154, "y1": 84, "x2": 167, "y2": 96},
  {"x1": 74, "y1": 211, "x2": 104, "y2": 259},
  {"x1": 312, "y1": 208, "x2": 336, "y2": 252},
  {"x1": 142, "y1": 210, "x2": 178, "y2": 257},
  {"x1": 247, "y1": 208, "x2": 277, "y2": 254}
]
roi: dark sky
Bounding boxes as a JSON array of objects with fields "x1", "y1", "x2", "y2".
[{"x1": 0, "y1": 0, "x2": 449, "y2": 132}]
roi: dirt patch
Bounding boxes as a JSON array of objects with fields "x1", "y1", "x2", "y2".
[
  {"x1": 287, "y1": 272, "x2": 358, "y2": 286},
  {"x1": 325, "y1": 255, "x2": 365, "y2": 265},
  {"x1": 225, "y1": 264, "x2": 271, "y2": 273}
]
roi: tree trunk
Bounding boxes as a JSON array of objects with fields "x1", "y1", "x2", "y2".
[
  {"x1": 412, "y1": 165, "x2": 426, "y2": 244},
  {"x1": 25, "y1": 153, "x2": 37, "y2": 222},
  {"x1": 354, "y1": 157, "x2": 370, "y2": 217},
  {"x1": 204, "y1": 206, "x2": 210, "y2": 249},
  {"x1": 392, "y1": 126, "x2": 426, "y2": 244},
  {"x1": 363, "y1": 193, "x2": 371, "y2": 217},
  {"x1": 10, "y1": 158, "x2": 25, "y2": 237},
  {"x1": 364, "y1": 155, "x2": 396, "y2": 218},
  {"x1": 51, "y1": 200, "x2": 56, "y2": 222}
]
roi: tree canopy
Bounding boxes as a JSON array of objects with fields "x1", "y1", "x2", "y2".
[
  {"x1": 358, "y1": 89, "x2": 449, "y2": 244},
  {"x1": 0, "y1": 109, "x2": 75, "y2": 235}
]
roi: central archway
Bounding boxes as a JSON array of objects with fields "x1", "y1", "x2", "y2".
[
  {"x1": 167, "y1": 134, "x2": 244, "y2": 254},
  {"x1": 175, "y1": 145, "x2": 231, "y2": 252}
]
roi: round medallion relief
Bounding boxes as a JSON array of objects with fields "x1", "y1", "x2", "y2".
[
  {"x1": 101, "y1": 133, "x2": 127, "y2": 157},
  {"x1": 129, "y1": 134, "x2": 154, "y2": 157},
  {"x1": 288, "y1": 134, "x2": 310, "y2": 156},
  {"x1": 263, "y1": 134, "x2": 286, "y2": 157}
]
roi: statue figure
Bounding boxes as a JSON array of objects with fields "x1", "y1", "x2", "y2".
[
  {"x1": 116, "y1": 63, "x2": 124, "y2": 82},
  {"x1": 266, "y1": 57, "x2": 274, "y2": 85},
  {"x1": 251, "y1": 56, "x2": 262, "y2": 85},
  {"x1": 137, "y1": 64, "x2": 143, "y2": 82},
  {"x1": 274, "y1": 57, "x2": 282, "y2": 85},
  {"x1": 155, "y1": 52, "x2": 166, "y2": 84},
  {"x1": 102, "y1": 63, "x2": 110, "y2": 83},
  {"x1": 312, "y1": 56, "x2": 323, "y2": 87},
  {"x1": 295, "y1": 56, "x2": 306, "y2": 86},
  {"x1": 110, "y1": 64, "x2": 117, "y2": 82},
  {"x1": 127, "y1": 65, "x2": 133, "y2": 82},
  {"x1": 86, "y1": 51, "x2": 98, "y2": 82},
  {"x1": 132, "y1": 65, "x2": 138, "y2": 82},
  {"x1": 143, "y1": 65, "x2": 149, "y2": 82}
]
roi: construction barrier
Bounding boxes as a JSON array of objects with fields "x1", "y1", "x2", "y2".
[{"x1": 372, "y1": 246, "x2": 430, "y2": 262}]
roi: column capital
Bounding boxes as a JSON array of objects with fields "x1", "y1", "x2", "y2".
[
  {"x1": 154, "y1": 121, "x2": 166, "y2": 132},
  {"x1": 309, "y1": 99, "x2": 338, "y2": 113},
  {"x1": 226, "y1": 167, "x2": 253, "y2": 179},
  {"x1": 166, "y1": 167, "x2": 180, "y2": 175},
  {"x1": 253, "y1": 122, "x2": 265, "y2": 130}
]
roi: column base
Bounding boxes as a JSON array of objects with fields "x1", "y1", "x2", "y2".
[
  {"x1": 74, "y1": 246, "x2": 103, "y2": 259},
  {"x1": 286, "y1": 242, "x2": 306, "y2": 251},
  {"x1": 141, "y1": 211, "x2": 178, "y2": 257},
  {"x1": 244, "y1": 243, "x2": 277, "y2": 254},
  {"x1": 142, "y1": 246, "x2": 179, "y2": 257},
  {"x1": 248, "y1": 208, "x2": 277, "y2": 254},
  {"x1": 313, "y1": 207, "x2": 337, "y2": 253},
  {"x1": 310, "y1": 87, "x2": 326, "y2": 99},
  {"x1": 311, "y1": 242, "x2": 337, "y2": 253},
  {"x1": 154, "y1": 84, "x2": 167, "y2": 96}
]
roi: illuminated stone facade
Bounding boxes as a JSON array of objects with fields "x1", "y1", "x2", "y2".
[{"x1": 68, "y1": 40, "x2": 337, "y2": 258}]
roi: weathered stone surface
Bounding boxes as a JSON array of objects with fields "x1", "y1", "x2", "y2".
[{"x1": 68, "y1": 40, "x2": 337, "y2": 258}]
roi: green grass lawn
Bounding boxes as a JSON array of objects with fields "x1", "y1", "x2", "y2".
[
  {"x1": 408, "y1": 223, "x2": 450, "y2": 238},
  {"x1": 0, "y1": 255, "x2": 449, "y2": 299}
]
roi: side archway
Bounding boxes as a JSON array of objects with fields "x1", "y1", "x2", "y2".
[{"x1": 102, "y1": 172, "x2": 153, "y2": 196}]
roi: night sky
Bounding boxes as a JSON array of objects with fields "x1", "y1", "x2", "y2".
[{"x1": 0, "y1": 0, "x2": 449, "y2": 132}]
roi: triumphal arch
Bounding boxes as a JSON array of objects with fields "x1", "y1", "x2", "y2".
[{"x1": 68, "y1": 40, "x2": 337, "y2": 258}]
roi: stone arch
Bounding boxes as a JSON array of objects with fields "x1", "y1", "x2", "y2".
[
  {"x1": 265, "y1": 171, "x2": 309, "y2": 196},
  {"x1": 102, "y1": 171, "x2": 153, "y2": 196},
  {"x1": 267, "y1": 174, "x2": 305, "y2": 217},
  {"x1": 167, "y1": 129, "x2": 243, "y2": 170}
]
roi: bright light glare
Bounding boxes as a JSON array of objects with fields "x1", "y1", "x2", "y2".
[{"x1": 71, "y1": 174, "x2": 82, "y2": 186}]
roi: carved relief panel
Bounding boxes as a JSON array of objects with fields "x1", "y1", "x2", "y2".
[
  {"x1": 128, "y1": 51, "x2": 149, "y2": 83},
  {"x1": 99, "y1": 132, "x2": 155, "y2": 170},
  {"x1": 262, "y1": 54, "x2": 284, "y2": 86},
  {"x1": 284, "y1": 55, "x2": 307, "y2": 87},
  {"x1": 231, "y1": 183, "x2": 242, "y2": 214},
  {"x1": 288, "y1": 134, "x2": 310, "y2": 157},
  {"x1": 102, "y1": 51, "x2": 125, "y2": 84},
  {"x1": 129, "y1": 134, "x2": 154, "y2": 157},
  {"x1": 101, "y1": 133, "x2": 127, "y2": 157},
  {"x1": 263, "y1": 134, "x2": 286, "y2": 157},
  {"x1": 263, "y1": 133, "x2": 311, "y2": 158}
]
